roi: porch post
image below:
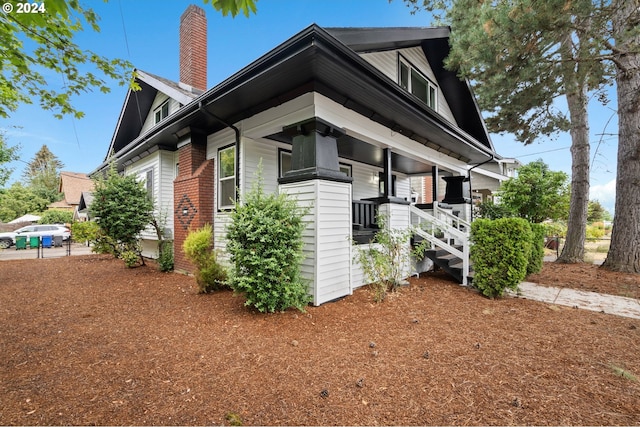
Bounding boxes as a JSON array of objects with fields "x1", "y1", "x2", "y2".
[
  {"x1": 431, "y1": 166, "x2": 438, "y2": 203},
  {"x1": 278, "y1": 117, "x2": 353, "y2": 306},
  {"x1": 383, "y1": 148, "x2": 393, "y2": 199}
]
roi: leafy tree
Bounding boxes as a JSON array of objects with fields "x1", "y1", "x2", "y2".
[
  {"x1": 1, "y1": 0, "x2": 257, "y2": 120},
  {"x1": 587, "y1": 200, "x2": 611, "y2": 223},
  {"x1": 38, "y1": 209, "x2": 73, "y2": 225},
  {"x1": 205, "y1": 0, "x2": 258, "y2": 17},
  {"x1": 497, "y1": 160, "x2": 569, "y2": 224},
  {"x1": 0, "y1": 183, "x2": 48, "y2": 222},
  {"x1": 22, "y1": 145, "x2": 64, "y2": 203},
  {"x1": 474, "y1": 199, "x2": 514, "y2": 220},
  {"x1": 90, "y1": 167, "x2": 154, "y2": 266},
  {"x1": 0, "y1": 132, "x2": 20, "y2": 186},
  {"x1": 0, "y1": 0, "x2": 134, "y2": 119},
  {"x1": 402, "y1": 0, "x2": 639, "y2": 269}
]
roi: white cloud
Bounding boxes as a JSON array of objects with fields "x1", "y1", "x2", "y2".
[{"x1": 590, "y1": 179, "x2": 616, "y2": 214}]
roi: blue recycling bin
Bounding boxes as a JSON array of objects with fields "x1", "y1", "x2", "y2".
[{"x1": 42, "y1": 235, "x2": 52, "y2": 248}]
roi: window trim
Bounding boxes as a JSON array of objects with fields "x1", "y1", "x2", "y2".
[
  {"x1": 398, "y1": 53, "x2": 438, "y2": 110},
  {"x1": 154, "y1": 100, "x2": 170, "y2": 124},
  {"x1": 378, "y1": 172, "x2": 397, "y2": 197},
  {"x1": 218, "y1": 144, "x2": 237, "y2": 211}
]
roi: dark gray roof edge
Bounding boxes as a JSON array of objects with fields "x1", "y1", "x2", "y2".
[
  {"x1": 94, "y1": 24, "x2": 498, "y2": 175},
  {"x1": 325, "y1": 26, "x2": 450, "y2": 52}
]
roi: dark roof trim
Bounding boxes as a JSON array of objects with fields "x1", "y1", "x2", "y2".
[{"x1": 95, "y1": 24, "x2": 499, "y2": 175}]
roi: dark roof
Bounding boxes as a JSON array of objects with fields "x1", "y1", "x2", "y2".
[
  {"x1": 78, "y1": 192, "x2": 94, "y2": 212},
  {"x1": 97, "y1": 24, "x2": 499, "y2": 175},
  {"x1": 105, "y1": 70, "x2": 200, "y2": 161},
  {"x1": 326, "y1": 27, "x2": 492, "y2": 149}
]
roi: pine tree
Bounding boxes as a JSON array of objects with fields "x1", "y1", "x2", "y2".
[
  {"x1": 22, "y1": 145, "x2": 64, "y2": 203},
  {"x1": 403, "y1": 0, "x2": 639, "y2": 269}
]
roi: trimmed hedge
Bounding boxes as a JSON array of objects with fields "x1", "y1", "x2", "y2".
[
  {"x1": 470, "y1": 218, "x2": 533, "y2": 298},
  {"x1": 527, "y1": 223, "x2": 545, "y2": 275}
]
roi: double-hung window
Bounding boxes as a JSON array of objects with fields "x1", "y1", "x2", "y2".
[
  {"x1": 218, "y1": 145, "x2": 236, "y2": 210},
  {"x1": 154, "y1": 100, "x2": 169, "y2": 124},
  {"x1": 399, "y1": 56, "x2": 437, "y2": 110}
]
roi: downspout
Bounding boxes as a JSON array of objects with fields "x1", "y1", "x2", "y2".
[
  {"x1": 198, "y1": 100, "x2": 241, "y2": 202},
  {"x1": 467, "y1": 154, "x2": 494, "y2": 221}
]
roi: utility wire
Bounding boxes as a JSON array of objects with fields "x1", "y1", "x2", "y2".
[{"x1": 118, "y1": 0, "x2": 144, "y2": 128}]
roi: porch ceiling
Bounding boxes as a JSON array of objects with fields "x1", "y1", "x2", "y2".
[{"x1": 268, "y1": 132, "x2": 435, "y2": 175}]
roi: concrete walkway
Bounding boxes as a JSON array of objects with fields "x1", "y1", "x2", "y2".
[{"x1": 510, "y1": 281, "x2": 640, "y2": 320}]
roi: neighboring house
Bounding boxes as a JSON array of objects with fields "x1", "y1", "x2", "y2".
[
  {"x1": 77, "y1": 192, "x2": 94, "y2": 221},
  {"x1": 93, "y1": 5, "x2": 509, "y2": 305},
  {"x1": 48, "y1": 172, "x2": 95, "y2": 221}
]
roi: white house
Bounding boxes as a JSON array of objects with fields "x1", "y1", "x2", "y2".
[{"x1": 94, "y1": 5, "x2": 509, "y2": 305}]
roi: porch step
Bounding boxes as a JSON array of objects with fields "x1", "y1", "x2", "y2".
[{"x1": 424, "y1": 248, "x2": 473, "y2": 285}]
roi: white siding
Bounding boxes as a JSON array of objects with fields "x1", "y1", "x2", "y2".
[
  {"x1": 360, "y1": 47, "x2": 457, "y2": 125},
  {"x1": 352, "y1": 203, "x2": 413, "y2": 289},
  {"x1": 281, "y1": 180, "x2": 353, "y2": 306},
  {"x1": 207, "y1": 129, "x2": 236, "y2": 258},
  {"x1": 140, "y1": 92, "x2": 182, "y2": 135},
  {"x1": 350, "y1": 160, "x2": 411, "y2": 202},
  {"x1": 124, "y1": 150, "x2": 176, "y2": 258},
  {"x1": 243, "y1": 137, "x2": 280, "y2": 195}
]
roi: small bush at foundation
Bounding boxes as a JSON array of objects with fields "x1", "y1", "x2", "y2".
[
  {"x1": 157, "y1": 242, "x2": 174, "y2": 272},
  {"x1": 354, "y1": 214, "x2": 427, "y2": 303},
  {"x1": 183, "y1": 224, "x2": 227, "y2": 293},
  {"x1": 226, "y1": 172, "x2": 310, "y2": 313}
]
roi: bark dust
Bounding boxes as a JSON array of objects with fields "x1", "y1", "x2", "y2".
[{"x1": 1, "y1": 255, "x2": 639, "y2": 425}]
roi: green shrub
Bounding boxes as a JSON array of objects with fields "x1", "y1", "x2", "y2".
[
  {"x1": 157, "y1": 242, "x2": 174, "y2": 272},
  {"x1": 474, "y1": 200, "x2": 514, "y2": 220},
  {"x1": 226, "y1": 172, "x2": 310, "y2": 313},
  {"x1": 120, "y1": 249, "x2": 140, "y2": 268},
  {"x1": 586, "y1": 224, "x2": 605, "y2": 240},
  {"x1": 38, "y1": 209, "x2": 73, "y2": 225},
  {"x1": 71, "y1": 221, "x2": 101, "y2": 242},
  {"x1": 471, "y1": 218, "x2": 533, "y2": 298},
  {"x1": 527, "y1": 223, "x2": 545, "y2": 275},
  {"x1": 354, "y1": 214, "x2": 427, "y2": 302},
  {"x1": 543, "y1": 221, "x2": 567, "y2": 238},
  {"x1": 183, "y1": 224, "x2": 227, "y2": 293}
]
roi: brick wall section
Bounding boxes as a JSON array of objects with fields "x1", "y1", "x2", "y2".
[
  {"x1": 173, "y1": 138, "x2": 215, "y2": 273},
  {"x1": 179, "y1": 5, "x2": 207, "y2": 92},
  {"x1": 422, "y1": 175, "x2": 433, "y2": 203}
]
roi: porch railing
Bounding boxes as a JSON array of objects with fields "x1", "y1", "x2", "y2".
[
  {"x1": 433, "y1": 201, "x2": 471, "y2": 232},
  {"x1": 410, "y1": 204, "x2": 471, "y2": 286},
  {"x1": 352, "y1": 200, "x2": 379, "y2": 229}
]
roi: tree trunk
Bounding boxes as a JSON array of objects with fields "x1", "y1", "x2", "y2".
[
  {"x1": 557, "y1": 34, "x2": 590, "y2": 263},
  {"x1": 557, "y1": 88, "x2": 590, "y2": 263},
  {"x1": 601, "y1": 0, "x2": 640, "y2": 272}
]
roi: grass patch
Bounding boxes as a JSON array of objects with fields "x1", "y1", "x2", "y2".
[{"x1": 609, "y1": 364, "x2": 638, "y2": 382}]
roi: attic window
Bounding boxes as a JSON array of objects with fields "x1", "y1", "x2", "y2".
[
  {"x1": 399, "y1": 57, "x2": 437, "y2": 110},
  {"x1": 154, "y1": 100, "x2": 169, "y2": 124}
]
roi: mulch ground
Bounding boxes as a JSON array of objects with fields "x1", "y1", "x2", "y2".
[{"x1": 1, "y1": 255, "x2": 639, "y2": 425}]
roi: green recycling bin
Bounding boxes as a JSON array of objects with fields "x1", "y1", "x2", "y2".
[
  {"x1": 29, "y1": 236, "x2": 39, "y2": 249},
  {"x1": 15, "y1": 236, "x2": 27, "y2": 250}
]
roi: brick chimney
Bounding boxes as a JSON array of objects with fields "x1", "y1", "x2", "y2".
[{"x1": 179, "y1": 4, "x2": 207, "y2": 92}]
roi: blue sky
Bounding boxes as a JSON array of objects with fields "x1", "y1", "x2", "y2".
[{"x1": 1, "y1": 0, "x2": 619, "y2": 213}]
